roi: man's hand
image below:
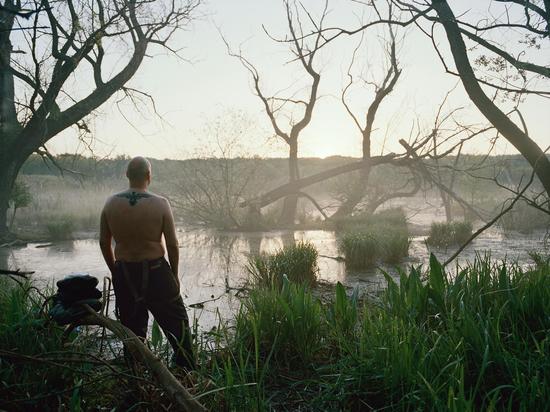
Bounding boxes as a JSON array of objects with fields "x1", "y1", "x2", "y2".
[{"x1": 162, "y1": 198, "x2": 180, "y2": 289}]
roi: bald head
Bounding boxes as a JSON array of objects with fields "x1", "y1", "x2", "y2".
[{"x1": 126, "y1": 156, "x2": 151, "y2": 187}]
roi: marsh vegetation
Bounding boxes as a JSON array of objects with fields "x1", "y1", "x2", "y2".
[
  {"x1": 2, "y1": 0, "x2": 550, "y2": 409},
  {"x1": 2, "y1": 253, "x2": 549, "y2": 410}
]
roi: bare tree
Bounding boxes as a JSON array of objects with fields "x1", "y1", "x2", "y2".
[
  {"x1": 428, "y1": 0, "x2": 550, "y2": 198},
  {"x1": 224, "y1": 0, "x2": 327, "y2": 226},
  {"x1": 171, "y1": 110, "x2": 264, "y2": 229},
  {"x1": 0, "y1": 0, "x2": 200, "y2": 238},
  {"x1": 240, "y1": 106, "x2": 485, "y2": 217},
  {"x1": 332, "y1": 16, "x2": 402, "y2": 218},
  {"x1": 316, "y1": 0, "x2": 550, "y2": 200}
]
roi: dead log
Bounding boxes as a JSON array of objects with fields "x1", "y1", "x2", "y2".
[
  {"x1": 240, "y1": 154, "x2": 397, "y2": 210},
  {"x1": 0, "y1": 269, "x2": 35, "y2": 277},
  {"x1": 79, "y1": 305, "x2": 207, "y2": 412}
]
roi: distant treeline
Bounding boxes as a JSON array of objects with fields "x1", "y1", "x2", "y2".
[{"x1": 20, "y1": 153, "x2": 536, "y2": 183}]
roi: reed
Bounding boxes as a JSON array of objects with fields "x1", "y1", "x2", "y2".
[
  {"x1": 245, "y1": 241, "x2": 319, "y2": 288},
  {"x1": 196, "y1": 254, "x2": 550, "y2": 410},
  {"x1": 337, "y1": 209, "x2": 410, "y2": 269},
  {"x1": 427, "y1": 220, "x2": 473, "y2": 248},
  {"x1": 45, "y1": 219, "x2": 76, "y2": 240}
]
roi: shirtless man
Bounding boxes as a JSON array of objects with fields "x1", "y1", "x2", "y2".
[{"x1": 99, "y1": 156, "x2": 195, "y2": 370}]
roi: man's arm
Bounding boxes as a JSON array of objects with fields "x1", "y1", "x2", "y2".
[
  {"x1": 99, "y1": 208, "x2": 115, "y2": 274},
  {"x1": 162, "y1": 198, "x2": 180, "y2": 287}
]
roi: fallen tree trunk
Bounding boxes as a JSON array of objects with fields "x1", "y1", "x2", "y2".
[
  {"x1": 240, "y1": 154, "x2": 398, "y2": 209},
  {"x1": 79, "y1": 305, "x2": 207, "y2": 412}
]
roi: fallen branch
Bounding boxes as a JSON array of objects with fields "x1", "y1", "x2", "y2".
[
  {"x1": 0, "y1": 240, "x2": 27, "y2": 248},
  {"x1": 399, "y1": 139, "x2": 485, "y2": 221},
  {"x1": 0, "y1": 269, "x2": 35, "y2": 277},
  {"x1": 189, "y1": 294, "x2": 225, "y2": 309},
  {"x1": 35, "y1": 243, "x2": 54, "y2": 249},
  {"x1": 297, "y1": 191, "x2": 329, "y2": 220},
  {"x1": 79, "y1": 305, "x2": 207, "y2": 412},
  {"x1": 318, "y1": 254, "x2": 345, "y2": 262}
]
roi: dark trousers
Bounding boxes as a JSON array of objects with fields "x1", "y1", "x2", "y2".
[{"x1": 112, "y1": 257, "x2": 195, "y2": 370}]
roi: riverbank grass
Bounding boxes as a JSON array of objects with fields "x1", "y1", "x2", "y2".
[
  {"x1": 337, "y1": 208, "x2": 410, "y2": 269},
  {"x1": 427, "y1": 221, "x2": 473, "y2": 248},
  {"x1": 245, "y1": 241, "x2": 319, "y2": 288},
  {"x1": 199, "y1": 254, "x2": 550, "y2": 410},
  {"x1": 2, "y1": 253, "x2": 548, "y2": 410}
]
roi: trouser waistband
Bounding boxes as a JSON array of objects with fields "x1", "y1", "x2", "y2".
[
  {"x1": 114, "y1": 258, "x2": 166, "y2": 304},
  {"x1": 115, "y1": 257, "x2": 165, "y2": 268}
]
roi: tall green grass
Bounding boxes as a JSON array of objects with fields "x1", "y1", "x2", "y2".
[
  {"x1": 196, "y1": 254, "x2": 550, "y2": 410},
  {"x1": 333, "y1": 207, "x2": 407, "y2": 232},
  {"x1": 337, "y1": 208, "x2": 410, "y2": 269},
  {"x1": 0, "y1": 278, "x2": 185, "y2": 411},
  {"x1": 2, "y1": 251, "x2": 548, "y2": 410},
  {"x1": 0, "y1": 279, "x2": 119, "y2": 410},
  {"x1": 245, "y1": 241, "x2": 319, "y2": 288},
  {"x1": 427, "y1": 220, "x2": 473, "y2": 248}
]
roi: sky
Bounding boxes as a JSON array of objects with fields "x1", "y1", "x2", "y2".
[{"x1": 45, "y1": 0, "x2": 550, "y2": 160}]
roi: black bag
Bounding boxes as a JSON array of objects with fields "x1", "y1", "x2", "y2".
[{"x1": 49, "y1": 274, "x2": 102, "y2": 326}]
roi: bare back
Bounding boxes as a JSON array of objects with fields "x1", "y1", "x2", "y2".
[{"x1": 100, "y1": 190, "x2": 178, "y2": 262}]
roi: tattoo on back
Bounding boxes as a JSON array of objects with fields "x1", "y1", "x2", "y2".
[{"x1": 115, "y1": 191, "x2": 152, "y2": 206}]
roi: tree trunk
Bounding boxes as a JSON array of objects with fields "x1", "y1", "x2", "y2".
[
  {"x1": 441, "y1": 192, "x2": 452, "y2": 222},
  {"x1": 331, "y1": 167, "x2": 371, "y2": 219},
  {"x1": 0, "y1": 160, "x2": 21, "y2": 239},
  {"x1": 0, "y1": 6, "x2": 22, "y2": 240},
  {"x1": 432, "y1": 0, "x2": 550, "y2": 197},
  {"x1": 0, "y1": 5, "x2": 17, "y2": 135},
  {"x1": 9, "y1": 206, "x2": 17, "y2": 229},
  {"x1": 279, "y1": 139, "x2": 299, "y2": 225},
  {"x1": 332, "y1": 129, "x2": 372, "y2": 219}
]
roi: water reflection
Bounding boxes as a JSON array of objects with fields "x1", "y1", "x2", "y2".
[{"x1": 1, "y1": 227, "x2": 547, "y2": 331}]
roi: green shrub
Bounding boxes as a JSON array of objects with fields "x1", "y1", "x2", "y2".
[
  {"x1": 338, "y1": 232, "x2": 379, "y2": 268},
  {"x1": 246, "y1": 241, "x2": 319, "y2": 288},
  {"x1": 8, "y1": 181, "x2": 32, "y2": 228},
  {"x1": 45, "y1": 219, "x2": 75, "y2": 240},
  {"x1": 426, "y1": 220, "x2": 473, "y2": 248},
  {"x1": 337, "y1": 209, "x2": 410, "y2": 269},
  {"x1": 333, "y1": 207, "x2": 407, "y2": 232}
]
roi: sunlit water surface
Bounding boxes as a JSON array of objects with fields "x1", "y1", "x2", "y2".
[{"x1": 1, "y1": 227, "x2": 547, "y2": 331}]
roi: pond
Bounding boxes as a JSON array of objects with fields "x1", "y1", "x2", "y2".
[{"x1": 1, "y1": 227, "x2": 547, "y2": 331}]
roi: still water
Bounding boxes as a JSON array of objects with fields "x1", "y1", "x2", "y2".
[{"x1": 1, "y1": 227, "x2": 547, "y2": 331}]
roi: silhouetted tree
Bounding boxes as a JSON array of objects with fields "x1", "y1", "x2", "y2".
[
  {"x1": 225, "y1": 0, "x2": 327, "y2": 226},
  {"x1": 319, "y1": 0, "x2": 550, "y2": 206},
  {"x1": 0, "y1": 0, "x2": 199, "y2": 238}
]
